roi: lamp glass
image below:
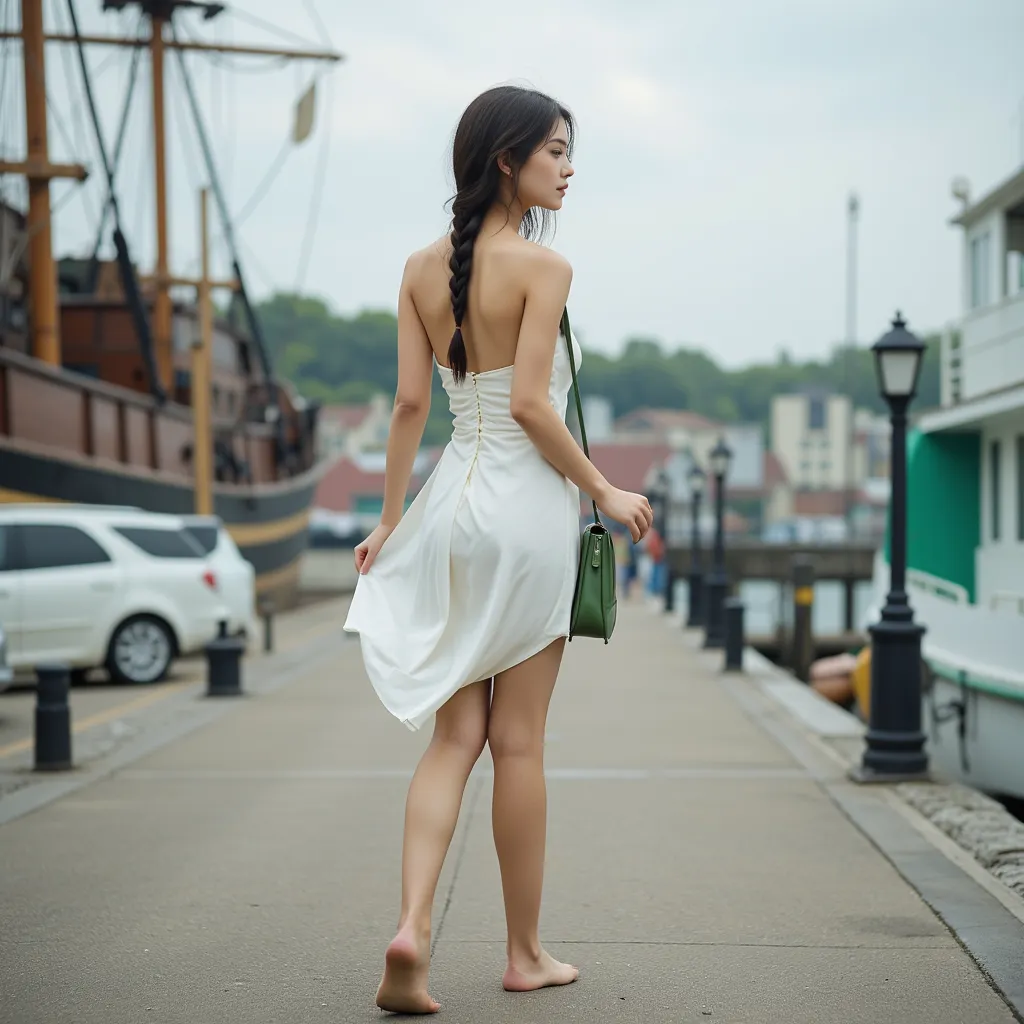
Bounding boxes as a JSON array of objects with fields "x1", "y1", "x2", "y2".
[
  {"x1": 877, "y1": 349, "x2": 920, "y2": 399},
  {"x1": 709, "y1": 445, "x2": 731, "y2": 477},
  {"x1": 688, "y1": 466, "x2": 705, "y2": 496}
]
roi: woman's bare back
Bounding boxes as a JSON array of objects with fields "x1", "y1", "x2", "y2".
[{"x1": 407, "y1": 232, "x2": 547, "y2": 375}]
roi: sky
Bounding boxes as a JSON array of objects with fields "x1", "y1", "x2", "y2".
[{"x1": 4, "y1": 0, "x2": 1024, "y2": 367}]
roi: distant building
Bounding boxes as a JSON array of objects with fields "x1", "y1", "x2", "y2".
[
  {"x1": 317, "y1": 393, "x2": 392, "y2": 461},
  {"x1": 580, "y1": 395, "x2": 614, "y2": 443},
  {"x1": 770, "y1": 391, "x2": 854, "y2": 492},
  {"x1": 314, "y1": 448, "x2": 441, "y2": 532}
]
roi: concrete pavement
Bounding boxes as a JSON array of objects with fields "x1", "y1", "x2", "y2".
[{"x1": 1, "y1": 596, "x2": 1022, "y2": 1023}]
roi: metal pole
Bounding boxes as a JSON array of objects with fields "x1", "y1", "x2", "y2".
[
  {"x1": 21, "y1": 0, "x2": 61, "y2": 366},
  {"x1": 192, "y1": 188, "x2": 213, "y2": 515},
  {"x1": 703, "y1": 472, "x2": 727, "y2": 649},
  {"x1": 844, "y1": 192, "x2": 859, "y2": 536},
  {"x1": 149, "y1": 12, "x2": 173, "y2": 391},
  {"x1": 687, "y1": 489, "x2": 703, "y2": 627},
  {"x1": 791, "y1": 557, "x2": 815, "y2": 682},
  {"x1": 851, "y1": 396, "x2": 928, "y2": 781}
]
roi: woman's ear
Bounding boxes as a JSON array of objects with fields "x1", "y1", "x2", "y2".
[{"x1": 496, "y1": 151, "x2": 512, "y2": 177}]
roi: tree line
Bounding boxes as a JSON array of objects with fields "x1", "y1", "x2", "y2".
[{"x1": 255, "y1": 292, "x2": 944, "y2": 447}]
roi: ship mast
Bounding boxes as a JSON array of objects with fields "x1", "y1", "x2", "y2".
[
  {"x1": 0, "y1": 0, "x2": 87, "y2": 366},
  {"x1": 149, "y1": 7, "x2": 171, "y2": 390},
  {"x1": 1, "y1": 0, "x2": 341, "y2": 387}
]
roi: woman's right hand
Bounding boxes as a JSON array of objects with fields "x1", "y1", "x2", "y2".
[{"x1": 597, "y1": 486, "x2": 654, "y2": 543}]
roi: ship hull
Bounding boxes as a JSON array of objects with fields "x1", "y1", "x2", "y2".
[{"x1": 0, "y1": 445, "x2": 320, "y2": 608}]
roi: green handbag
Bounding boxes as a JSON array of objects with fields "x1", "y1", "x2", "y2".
[{"x1": 561, "y1": 308, "x2": 617, "y2": 644}]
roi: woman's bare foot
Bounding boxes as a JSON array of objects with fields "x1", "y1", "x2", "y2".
[
  {"x1": 375, "y1": 927, "x2": 439, "y2": 1014},
  {"x1": 503, "y1": 948, "x2": 579, "y2": 992}
]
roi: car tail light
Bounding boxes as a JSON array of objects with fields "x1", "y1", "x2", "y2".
[{"x1": 202, "y1": 569, "x2": 218, "y2": 591}]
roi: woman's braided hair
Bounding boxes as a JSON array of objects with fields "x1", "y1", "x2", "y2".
[{"x1": 446, "y1": 85, "x2": 574, "y2": 384}]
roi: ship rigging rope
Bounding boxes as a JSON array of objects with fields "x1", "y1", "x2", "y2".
[
  {"x1": 226, "y1": 5, "x2": 326, "y2": 52},
  {"x1": 176, "y1": 19, "x2": 288, "y2": 74},
  {"x1": 293, "y1": 70, "x2": 332, "y2": 293},
  {"x1": 89, "y1": 13, "x2": 145, "y2": 260}
]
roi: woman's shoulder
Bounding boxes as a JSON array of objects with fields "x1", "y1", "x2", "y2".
[
  {"x1": 404, "y1": 234, "x2": 570, "y2": 289},
  {"x1": 498, "y1": 238, "x2": 572, "y2": 292}
]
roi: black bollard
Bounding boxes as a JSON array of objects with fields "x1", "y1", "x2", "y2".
[
  {"x1": 686, "y1": 569, "x2": 704, "y2": 628},
  {"x1": 791, "y1": 558, "x2": 815, "y2": 683},
  {"x1": 723, "y1": 598, "x2": 745, "y2": 672},
  {"x1": 664, "y1": 564, "x2": 675, "y2": 613},
  {"x1": 205, "y1": 620, "x2": 245, "y2": 697},
  {"x1": 260, "y1": 597, "x2": 275, "y2": 654},
  {"x1": 34, "y1": 663, "x2": 73, "y2": 771}
]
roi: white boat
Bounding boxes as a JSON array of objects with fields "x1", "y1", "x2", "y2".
[{"x1": 871, "y1": 166, "x2": 1024, "y2": 799}]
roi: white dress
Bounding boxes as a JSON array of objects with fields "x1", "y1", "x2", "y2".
[{"x1": 343, "y1": 334, "x2": 582, "y2": 730}]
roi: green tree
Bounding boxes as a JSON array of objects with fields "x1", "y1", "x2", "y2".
[{"x1": 254, "y1": 292, "x2": 946, "y2": 446}]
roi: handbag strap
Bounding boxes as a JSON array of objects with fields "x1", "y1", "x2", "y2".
[{"x1": 560, "y1": 307, "x2": 602, "y2": 526}]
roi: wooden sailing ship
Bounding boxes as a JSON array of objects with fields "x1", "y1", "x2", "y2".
[{"x1": 0, "y1": 0, "x2": 341, "y2": 606}]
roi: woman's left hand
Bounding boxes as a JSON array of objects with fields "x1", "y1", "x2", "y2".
[{"x1": 354, "y1": 523, "x2": 395, "y2": 575}]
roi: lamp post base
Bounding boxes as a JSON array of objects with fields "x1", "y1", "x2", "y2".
[
  {"x1": 847, "y1": 763, "x2": 932, "y2": 785},
  {"x1": 702, "y1": 572, "x2": 728, "y2": 649},
  {"x1": 853, "y1": 611, "x2": 928, "y2": 780}
]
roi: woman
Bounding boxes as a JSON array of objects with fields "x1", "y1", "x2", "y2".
[{"x1": 343, "y1": 85, "x2": 654, "y2": 1014}]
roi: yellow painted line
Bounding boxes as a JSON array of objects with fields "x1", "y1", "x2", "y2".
[
  {"x1": 227, "y1": 509, "x2": 310, "y2": 548},
  {"x1": 0, "y1": 677, "x2": 197, "y2": 761},
  {"x1": 0, "y1": 487, "x2": 63, "y2": 504}
]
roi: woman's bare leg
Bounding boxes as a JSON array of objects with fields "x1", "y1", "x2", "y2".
[
  {"x1": 488, "y1": 639, "x2": 579, "y2": 991},
  {"x1": 376, "y1": 679, "x2": 491, "y2": 1014}
]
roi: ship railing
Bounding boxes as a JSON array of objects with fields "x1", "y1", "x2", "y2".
[{"x1": 906, "y1": 568, "x2": 969, "y2": 605}]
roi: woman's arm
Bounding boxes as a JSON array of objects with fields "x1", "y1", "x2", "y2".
[
  {"x1": 509, "y1": 248, "x2": 653, "y2": 543},
  {"x1": 355, "y1": 256, "x2": 433, "y2": 574},
  {"x1": 380, "y1": 256, "x2": 433, "y2": 528}
]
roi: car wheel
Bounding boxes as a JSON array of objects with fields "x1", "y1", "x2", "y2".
[{"x1": 106, "y1": 616, "x2": 175, "y2": 685}]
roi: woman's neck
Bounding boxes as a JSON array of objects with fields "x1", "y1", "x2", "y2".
[{"x1": 480, "y1": 197, "x2": 527, "y2": 238}]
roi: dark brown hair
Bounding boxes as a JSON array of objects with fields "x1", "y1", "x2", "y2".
[{"x1": 447, "y1": 85, "x2": 575, "y2": 384}]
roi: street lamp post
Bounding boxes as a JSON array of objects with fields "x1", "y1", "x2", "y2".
[
  {"x1": 686, "y1": 463, "x2": 706, "y2": 627},
  {"x1": 702, "y1": 438, "x2": 732, "y2": 649},
  {"x1": 850, "y1": 312, "x2": 929, "y2": 783}
]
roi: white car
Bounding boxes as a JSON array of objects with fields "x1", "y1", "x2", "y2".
[
  {"x1": 179, "y1": 514, "x2": 257, "y2": 638},
  {"x1": 0, "y1": 505, "x2": 230, "y2": 684}
]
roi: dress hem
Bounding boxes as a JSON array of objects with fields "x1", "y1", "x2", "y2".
[{"x1": 342, "y1": 623, "x2": 569, "y2": 732}]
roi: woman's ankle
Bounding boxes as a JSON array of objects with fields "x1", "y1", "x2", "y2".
[
  {"x1": 506, "y1": 937, "x2": 543, "y2": 964},
  {"x1": 396, "y1": 912, "x2": 432, "y2": 941}
]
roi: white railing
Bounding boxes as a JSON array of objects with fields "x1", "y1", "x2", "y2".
[
  {"x1": 940, "y1": 325, "x2": 962, "y2": 407},
  {"x1": 907, "y1": 568, "x2": 969, "y2": 605},
  {"x1": 959, "y1": 290, "x2": 1024, "y2": 401}
]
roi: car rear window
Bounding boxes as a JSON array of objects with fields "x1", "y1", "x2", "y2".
[
  {"x1": 113, "y1": 526, "x2": 205, "y2": 559},
  {"x1": 183, "y1": 525, "x2": 219, "y2": 555}
]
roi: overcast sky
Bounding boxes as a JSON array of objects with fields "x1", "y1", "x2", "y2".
[{"x1": 9, "y1": 0, "x2": 1024, "y2": 366}]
